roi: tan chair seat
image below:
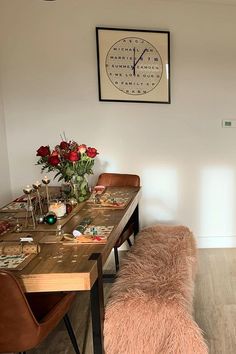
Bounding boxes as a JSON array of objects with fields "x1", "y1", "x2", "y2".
[{"x1": 0, "y1": 270, "x2": 80, "y2": 354}]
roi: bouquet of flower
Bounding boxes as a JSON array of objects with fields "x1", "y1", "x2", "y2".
[{"x1": 36, "y1": 140, "x2": 98, "y2": 182}]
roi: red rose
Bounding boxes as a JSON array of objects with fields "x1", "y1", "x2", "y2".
[
  {"x1": 62, "y1": 151, "x2": 69, "y2": 160},
  {"x1": 36, "y1": 146, "x2": 50, "y2": 157},
  {"x1": 60, "y1": 141, "x2": 69, "y2": 150},
  {"x1": 48, "y1": 155, "x2": 60, "y2": 166},
  {"x1": 68, "y1": 151, "x2": 79, "y2": 162},
  {"x1": 87, "y1": 147, "x2": 98, "y2": 158}
]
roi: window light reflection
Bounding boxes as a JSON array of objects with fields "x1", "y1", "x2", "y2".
[
  {"x1": 142, "y1": 167, "x2": 178, "y2": 224},
  {"x1": 200, "y1": 167, "x2": 234, "y2": 237}
]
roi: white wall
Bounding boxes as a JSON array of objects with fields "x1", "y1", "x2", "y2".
[
  {"x1": 0, "y1": 87, "x2": 11, "y2": 205},
  {"x1": 0, "y1": 2, "x2": 11, "y2": 205},
  {"x1": 1, "y1": 0, "x2": 236, "y2": 247}
]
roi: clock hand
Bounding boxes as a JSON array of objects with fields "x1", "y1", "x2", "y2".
[
  {"x1": 134, "y1": 48, "x2": 148, "y2": 67},
  {"x1": 132, "y1": 47, "x2": 136, "y2": 76}
]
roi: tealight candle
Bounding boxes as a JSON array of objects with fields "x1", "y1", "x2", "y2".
[
  {"x1": 42, "y1": 176, "x2": 50, "y2": 185},
  {"x1": 23, "y1": 185, "x2": 32, "y2": 194},
  {"x1": 33, "y1": 181, "x2": 41, "y2": 189}
]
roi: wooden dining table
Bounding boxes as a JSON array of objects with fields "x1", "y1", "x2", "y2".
[{"x1": 0, "y1": 186, "x2": 141, "y2": 354}]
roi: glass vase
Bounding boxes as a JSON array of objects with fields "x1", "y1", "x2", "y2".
[{"x1": 69, "y1": 174, "x2": 90, "y2": 203}]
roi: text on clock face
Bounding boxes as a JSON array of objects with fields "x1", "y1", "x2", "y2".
[{"x1": 105, "y1": 37, "x2": 163, "y2": 95}]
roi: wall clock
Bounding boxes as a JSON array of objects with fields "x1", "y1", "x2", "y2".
[{"x1": 96, "y1": 27, "x2": 170, "y2": 104}]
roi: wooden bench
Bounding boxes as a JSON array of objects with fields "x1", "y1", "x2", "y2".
[{"x1": 104, "y1": 224, "x2": 208, "y2": 354}]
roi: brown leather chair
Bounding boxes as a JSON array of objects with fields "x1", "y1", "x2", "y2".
[
  {"x1": 0, "y1": 270, "x2": 80, "y2": 354},
  {"x1": 97, "y1": 173, "x2": 140, "y2": 272}
]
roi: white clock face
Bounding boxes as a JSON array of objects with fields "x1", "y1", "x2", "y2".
[{"x1": 105, "y1": 37, "x2": 163, "y2": 95}]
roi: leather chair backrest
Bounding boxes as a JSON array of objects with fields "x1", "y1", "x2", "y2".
[
  {"x1": 0, "y1": 270, "x2": 38, "y2": 352},
  {"x1": 97, "y1": 173, "x2": 140, "y2": 188}
]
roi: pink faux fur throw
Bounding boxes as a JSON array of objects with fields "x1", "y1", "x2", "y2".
[{"x1": 104, "y1": 224, "x2": 208, "y2": 354}]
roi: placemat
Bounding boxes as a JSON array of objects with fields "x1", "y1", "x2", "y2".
[
  {"x1": 0, "y1": 242, "x2": 40, "y2": 270},
  {"x1": 0, "y1": 195, "x2": 36, "y2": 213},
  {"x1": 62, "y1": 225, "x2": 114, "y2": 244},
  {"x1": 0, "y1": 254, "x2": 36, "y2": 270},
  {"x1": 87, "y1": 191, "x2": 132, "y2": 209}
]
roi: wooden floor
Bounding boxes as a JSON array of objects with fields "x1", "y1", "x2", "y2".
[
  {"x1": 194, "y1": 248, "x2": 236, "y2": 354},
  {"x1": 22, "y1": 249, "x2": 236, "y2": 353}
]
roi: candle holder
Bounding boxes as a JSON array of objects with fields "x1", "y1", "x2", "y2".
[
  {"x1": 42, "y1": 176, "x2": 51, "y2": 212},
  {"x1": 14, "y1": 218, "x2": 23, "y2": 233},
  {"x1": 32, "y1": 181, "x2": 43, "y2": 215},
  {"x1": 23, "y1": 185, "x2": 36, "y2": 229}
]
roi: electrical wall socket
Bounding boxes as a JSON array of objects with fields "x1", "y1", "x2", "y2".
[{"x1": 222, "y1": 120, "x2": 236, "y2": 128}]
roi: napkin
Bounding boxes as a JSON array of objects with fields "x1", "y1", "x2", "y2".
[{"x1": 0, "y1": 242, "x2": 40, "y2": 255}]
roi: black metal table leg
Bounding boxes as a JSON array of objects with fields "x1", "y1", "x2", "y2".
[
  {"x1": 89, "y1": 253, "x2": 104, "y2": 354},
  {"x1": 133, "y1": 204, "x2": 139, "y2": 236}
]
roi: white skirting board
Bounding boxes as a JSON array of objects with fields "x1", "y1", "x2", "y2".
[{"x1": 197, "y1": 236, "x2": 236, "y2": 248}]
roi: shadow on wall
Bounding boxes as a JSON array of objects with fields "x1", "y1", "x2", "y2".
[{"x1": 88, "y1": 158, "x2": 109, "y2": 187}]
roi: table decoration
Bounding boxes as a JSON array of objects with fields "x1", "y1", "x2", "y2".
[
  {"x1": 36, "y1": 215, "x2": 45, "y2": 224},
  {"x1": 23, "y1": 185, "x2": 36, "y2": 229},
  {"x1": 42, "y1": 175, "x2": 51, "y2": 209},
  {"x1": 72, "y1": 217, "x2": 92, "y2": 236},
  {"x1": 36, "y1": 139, "x2": 99, "y2": 203},
  {"x1": 62, "y1": 225, "x2": 114, "y2": 244},
  {"x1": 0, "y1": 242, "x2": 40, "y2": 256},
  {"x1": 49, "y1": 200, "x2": 66, "y2": 218},
  {"x1": 32, "y1": 180, "x2": 43, "y2": 215},
  {"x1": 14, "y1": 220, "x2": 23, "y2": 233},
  {"x1": 44, "y1": 213, "x2": 57, "y2": 225},
  {"x1": 65, "y1": 201, "x2": 73, "y2": 214}
]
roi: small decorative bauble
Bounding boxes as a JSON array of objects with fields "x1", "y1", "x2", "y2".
[
  {"x1": 14, "y1": 223, "x2": 23, "y2": 233},
  {"x1": 36, "y1": 215, "x2": 45, "y2": 224},
  {"x1": 44, "y1": 213, "x2": 57, "y2": 225},
  {"x1": 68, "y1": 197, "x2": 78, "y2": 208},
  {"x1": 66, "y1": 202, "x2": 73, "y2": 214}
]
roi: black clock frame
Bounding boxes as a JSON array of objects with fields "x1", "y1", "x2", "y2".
[{"x1": 96, "y1": 27, "x2": 170, "y2": 104}]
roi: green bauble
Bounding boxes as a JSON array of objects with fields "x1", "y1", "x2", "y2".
[{"x1": 44, "y1": 213, "x2": 57, "y2": 225}]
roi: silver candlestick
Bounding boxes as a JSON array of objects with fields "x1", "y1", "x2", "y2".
[
  {"x1": 32, "y1": 181, "x2": 43, "y2": 215},
  {"x1": 42, "y1": 176, "x2": 51, "y2": 211},
  {"x1": 23, "y1": 185, "x2": 36, "y2": 229}
]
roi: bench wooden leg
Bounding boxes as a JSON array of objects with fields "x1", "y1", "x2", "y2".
[
  {"x1": 114, "y1": 246, "x2": 120, "y2": 272},
  {"x1": 133, "y1": 205, "x2": 139, "y2": 236},
  {"x1": 127, "y1": 238, "x2": 132, "y2": 247}
]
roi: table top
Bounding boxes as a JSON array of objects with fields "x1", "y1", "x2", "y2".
[{"x1": 0, "y1": 186, "x2": 141, "y2": 293}]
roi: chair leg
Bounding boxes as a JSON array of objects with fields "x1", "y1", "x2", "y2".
[
  {"x1": 127, "y1": 237, "x2": 132, "y2": 247},
  {"x1": 63, "y1": 314, "x2": 80, "y2": 354},
  {"x1": 114, "y1": 246, "x2": 120, "y2": 272}
]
